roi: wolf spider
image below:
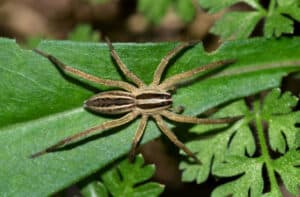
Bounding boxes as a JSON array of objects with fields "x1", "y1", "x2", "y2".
[{"x1": 31, "y1": 38, "x2": 238, "y2": 163}]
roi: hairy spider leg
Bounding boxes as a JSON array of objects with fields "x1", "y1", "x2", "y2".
[
  {"x1": 151, "y1": 42, "x2": 194, "y2": 86},
  {"x1": 128, "y1": 115, "x2": 148, "y2": 161},
  {"x1": 33, "y1": 49, "x2": 136, "y2": 92},
  {"x1": 105, "y1": 37, "x2": 145, "y2": 88},
  {"x1": 153, "y1": 114, "x2": 201, "y2": 163},
  {"x1": 160, "y1": 110, "x2": 243, "y2": 124},
  {"x1": 30, "y1": 112, "x2": 138, "y2": 158},
  {"x1": 159, "y1": 59, "x2": 235, "y2": 90}
]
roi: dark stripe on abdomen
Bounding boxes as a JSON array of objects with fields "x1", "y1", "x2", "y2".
[
  {"x1": 137, "y1": 100, "x2": 172, "y2": 109},
  {"x1": 136, "y1": 93, "x2": 171, "y2": 100},
  {"x1": 86, "y1": 97, "x2": 134, "y2": 108}
]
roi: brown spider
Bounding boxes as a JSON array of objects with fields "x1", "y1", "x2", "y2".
[{"x1": 31, "y1": 38, "x2": 238, "y2": 163}]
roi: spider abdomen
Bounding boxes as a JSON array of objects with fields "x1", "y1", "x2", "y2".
[{"x1": 84, "y1": 90, "x2": 135, "y2": 114}]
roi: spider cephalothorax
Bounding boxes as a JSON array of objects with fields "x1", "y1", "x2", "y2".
[{"x1": 31, "y1": 38, "x2": 238, "y2": 163}]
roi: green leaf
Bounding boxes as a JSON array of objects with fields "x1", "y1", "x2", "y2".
[
  {"x1": 81, "y1": 155, "x2": 163, "y2": 197},
  {"x1": 81, "y1": 181, "x2": 109, "y2": 197},
  {"x1": 138, "y1": 0, "x2": 171, "y2": 24},
  {"x1": 211, "y1": 11, "x2": 263, "y2": 40},
  {"x1": 100, "y1": 155, "x2": 164, "y2": 197},
  {"x1": 180, "y1": 100, "x2": 253, "y2": 183},
  {"x1": 198, "y1": 0, "x2": 263, "y2": 13},
  {"x1": 68, "y1": 24, "x2": 100, "y2": 42},
  {"x1": 262, "y1": 89, "x2": 300, "y2": 153},
  {"x1": 271, "y1": 150, "x2": 300, "y2": 195},
  {"x1": 138, "y1": 0, "x2": 195, "y2": 24},
  {"x1": 83, "y1": 0, "x2": 110, "y2": 4},
  {"x1": 278, "y1": 0, "x2": 300, "y2": 21},
  {"x1": 174, "y1": 0, "x2": 195, "y2": 22},
  {"x1": 212, "y1": 156, "x2": 264, "y2": 197},
  {"x1": 1, "y1": 37, "x2": 300, "y2": 196},
  {"x1": 200, "y1": 0, "x2": 300, "y2": 39},
  {"x1": 180, "y1": 89, "x2": 300, "y2": 196},
  {"x1": 264, "y1": 13, "x2": 294, "y2": 37}
]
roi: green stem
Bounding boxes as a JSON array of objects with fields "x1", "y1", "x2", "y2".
[
  {"x1": 268, "y1": 0, "x2": 276, "y2": 15},
  {"x1": 254, "y1": 104, "x2": 279, "y2": 192}
]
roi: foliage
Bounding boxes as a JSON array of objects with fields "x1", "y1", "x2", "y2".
[
  {"x1": 180, "y1": 89, "x2": 300, "y2": 196},
  {"x1": 138, "y1": 0, "x2": 195, "y2": 24},
  {"x1": 198, "y1": 0, "x2": 300, "y2": 40},
  {"x1": 1, "y1": 37, "x2": 300, "y2": 196},
  {"x1": 81, "y1": 155, "x2": 164, "y2": 197},
  {"x1": 68, "y1": 24, "x2": 101, "y2": 42}
]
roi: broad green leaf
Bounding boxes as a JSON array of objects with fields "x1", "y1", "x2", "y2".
[
  {"x1": 100, "y1": 155, "x2": 164, "y2": 197},
  {"x1": 68, "y1": 24, "x2": 100, "y2": 42},
  {"x1": 1, "y1": 37, "x2": 300, "y2": 196}
]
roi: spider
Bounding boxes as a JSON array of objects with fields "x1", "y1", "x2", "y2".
[{"x1": 31, "y1": 38, "x2": 238, "y2": 163}]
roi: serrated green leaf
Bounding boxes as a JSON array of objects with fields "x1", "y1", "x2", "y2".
[
  {"x1": 212, "y1": 156, "x2": 264, "y2": 197},
  {"x1": 198, "y1": 0, "x2": 262, "y2": 13},
  {"x1": 174, "y1": 0, "x2": 195, "y2": 22},
  {"x1": 262, "y1": 89, "x2": 298, "y2": 115},
  {"x1": 278, "y1": 0, "x2": 300, "y2": 21},
  {"x1": 211, "y1": 11, "x2": 263, "y2": 40},
  {"x1": 202, "y1": 0, "x2": 300, "y2": 39},
  {"x1": 262, "y1": 89, "x2": 300, "y2": 153},
  {"x1": 101, "y1": 155, "x2": 164, "y2": 197},
  {"x1": 264, "y1": 13, "x2": 294, "y2": 37},
  {"x1": 180, "y1": 100, "x2": 253, "y2": 183},
  {"x1": 68, "y1": 24, "x2": 100, "y2": 42},
  {"x1": 180, "y1": 88, "x2": 300, "y2": 196},
  {"x1": 271, "y1": 150, "x2": 300, "y2": 196},
  {"x1": 1, "y1": 37, "x2": 300, "y2": 196},
  {"x1": 81, "y1": 181, "x2": 109, "y2": 197}
]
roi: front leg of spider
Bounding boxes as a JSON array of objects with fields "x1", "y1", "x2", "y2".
[{"x1": 31, "y1": 39, "x2": 237, "y2": 165}]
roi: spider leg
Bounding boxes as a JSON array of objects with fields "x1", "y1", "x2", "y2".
[
  {"x1": 129, "y1": 115, "x2": 148, "y2": 161},
  {"x1": 152, "y1": 114, "x2": 201, "y2": 163},
  {"x1": 105, "y1": 37, "x2": 145, "y2": 87},
  {"x1": 30, "y1": 112, "x2": 138, "y2": 158},
  {"x1": 34, "y1": 49, "x2": 136, "y2": 92},
  {"x1": 160, "y1": 110, "x2": 243, "y2": 124},
  {"x1": 159, "y1": 59, "x2": 235, "y2": 90},
  {"x1": 151, "y1": 42, "x2": 194, "y2": 86}
]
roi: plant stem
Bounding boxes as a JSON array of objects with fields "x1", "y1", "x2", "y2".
[
  {"x1": 254, "y1": 103, "x2": 279, "y2": 192},
  {"x1": 268, "y1": 0, "x2": 276, "y2": 15}
]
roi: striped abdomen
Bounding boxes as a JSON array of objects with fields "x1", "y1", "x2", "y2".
[{"x1": 84, "y1": 90, "x2": 172, "y2": 114}]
